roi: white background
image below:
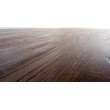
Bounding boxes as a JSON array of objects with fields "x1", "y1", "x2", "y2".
[
  {"x1": 0, "y1": 83, "x2": 110, "y2": 110},
  {"x1": 0, "y1": 0, "x2": 110, "y2": 28}
]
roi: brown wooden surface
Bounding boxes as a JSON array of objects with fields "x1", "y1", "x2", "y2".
[{"x1": 0, "y1": 28, "x2": 110, "y2": 82}]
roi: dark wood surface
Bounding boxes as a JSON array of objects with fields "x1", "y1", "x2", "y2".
[{"x1": 0, "y1": 28, "x2": 110, "y2": 82}]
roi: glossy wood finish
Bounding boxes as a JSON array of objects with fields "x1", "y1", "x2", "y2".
[{"x1": 0, "y1": 28, "x2": 110, "y2": 82}]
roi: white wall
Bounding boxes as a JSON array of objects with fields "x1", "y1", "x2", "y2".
[{"x1": 0, "y1": 0, "x2": 110, "y2": 28}]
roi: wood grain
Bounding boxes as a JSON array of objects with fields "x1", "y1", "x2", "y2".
[{"x1": 0, "y1": 28, "x2": 110, "y2": 82}]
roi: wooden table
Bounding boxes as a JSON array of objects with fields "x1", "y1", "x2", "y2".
[{"x1": 0, "y1": 28, "x2": 110, "y2": 81}]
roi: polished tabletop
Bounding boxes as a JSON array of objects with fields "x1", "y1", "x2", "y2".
[{"x1": 0, "y1": 28, "x2": 110, "y2": 81}]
